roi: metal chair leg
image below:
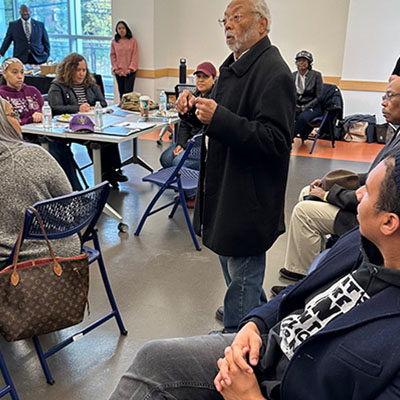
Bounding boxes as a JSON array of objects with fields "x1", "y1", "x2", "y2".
[{"x1": 0, "y1": 351, "x2": 19, "y2": 399}]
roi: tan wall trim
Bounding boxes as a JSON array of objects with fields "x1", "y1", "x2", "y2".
[
  {"x1": 137, "y1": 69, "x2": 387, "y2": 93},
  {"x1": 322, "y1": 76, "x2": 341, "y2": 86},
  {"x1": 136, "y1": 67, "x2": 194, "y2": 79},
  {"x1": 338, "y1": 79, "x2": 387, "y2": 92}
]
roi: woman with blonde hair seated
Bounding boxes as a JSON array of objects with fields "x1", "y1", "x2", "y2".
[
  {"x1": 48, "y1": 52, "x2": 127, "y2": 189},
  {"x1": 0, "y1": 97, "x2": 80, "y2": 270}
]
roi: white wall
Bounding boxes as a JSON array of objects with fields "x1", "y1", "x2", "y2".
[
  {"x1": 111, "y1": 0, "x2": 398, "y2": 121},
  {"x1": 268, "y1": 0, "x2": 349, "y2": 76},
  {"x1": 340, "y1": 0, "x2": 400, "y2": 120},
  {"x1": 112, "y1": 0, "x2": 351, "y2": 101}
]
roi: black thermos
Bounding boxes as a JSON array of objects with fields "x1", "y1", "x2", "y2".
[{"x1": 179, "y1": 58, "x2": 187, "y2": 83}]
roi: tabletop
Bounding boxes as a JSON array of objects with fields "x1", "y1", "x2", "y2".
[{"x1": 21, "y1": 106, "x2": 179, "y2": 144}]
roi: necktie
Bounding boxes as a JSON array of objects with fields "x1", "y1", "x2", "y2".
[{"x1": 25, "y1": 21, "x2": 31, "y2": 42}]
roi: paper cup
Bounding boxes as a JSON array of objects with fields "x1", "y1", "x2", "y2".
[{"x1": 139, "y1": 95, "x2": 150, "y2": 119}]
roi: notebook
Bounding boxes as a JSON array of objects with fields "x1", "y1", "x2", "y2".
[{"x1": 100, "y1": 122, "x2": 156, "y2": 137}]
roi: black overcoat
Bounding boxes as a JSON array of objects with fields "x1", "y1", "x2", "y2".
[{"x1": 193, "y1": 36, "x2": 296, "y2": 256}]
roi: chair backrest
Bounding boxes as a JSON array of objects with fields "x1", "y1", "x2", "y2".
[
  {"x1": 175, "y1": 83, "x2": 196, "y2": 99},
  {"x1": 186, "y1": 133, "x2": 203, "y2": 163},
  {"x1": 320, "y1": 84, "x2": 344, "y2": 119},
  {"x1": 6, "y1": 182, "x2": 111, "y2": 264},
  {"x1": 94, "y1": 73, "x2": 105, "y2": 96}
]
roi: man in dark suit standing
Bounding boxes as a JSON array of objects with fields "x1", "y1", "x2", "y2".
[{"x1": 0, "y1": 4, "x2": 50, "y2": 64}]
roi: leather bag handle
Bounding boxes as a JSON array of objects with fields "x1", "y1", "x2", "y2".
[{"x1": 11, "y1": 206, "x2": 62, "y2": 286}]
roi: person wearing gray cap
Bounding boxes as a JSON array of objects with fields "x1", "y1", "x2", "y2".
[{"x1": 293, "y1": 50, "x2": 323, "y2": 141}]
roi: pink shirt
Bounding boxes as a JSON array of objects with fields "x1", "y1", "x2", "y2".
[{"x1": 110, "y1": 37, "x2": 138, "y2": 74}]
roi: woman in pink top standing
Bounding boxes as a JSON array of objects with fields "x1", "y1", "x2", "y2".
[{"x1": 110, "y1": 21, "x2": 138, "y2": 99}]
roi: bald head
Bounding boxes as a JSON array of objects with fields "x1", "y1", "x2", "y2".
[{"x1": 20, "y1": 5, "x2": 31, "y2": 21}]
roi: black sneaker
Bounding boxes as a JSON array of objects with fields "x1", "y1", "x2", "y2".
[
  {"x1": 279, "y1": 268, "x2": 306, "y2": 281},
  {"x1": 270, "y1": 285, "x2": 287, "y2": 297},
  {"x1": 103, "y1": 169, "x2": 128, "y2": 183},
  {"x1": 215, "y1": 306, "x2": 224, "y2": 322},
  {"x1": 114, "y1": 169, "x2": 128, "y2": 182}
]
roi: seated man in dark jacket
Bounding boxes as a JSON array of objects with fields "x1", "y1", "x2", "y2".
[
  {"x1": 109, "y1": 152, "x2": 400, "y2": 400},
  {"x1": 278, "y1": 78, "x2": 400, "y2": 287}
]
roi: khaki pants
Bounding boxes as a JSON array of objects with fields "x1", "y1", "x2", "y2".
[{"x1": 283, "y1": 186, "x2": 339, "y2": 275}]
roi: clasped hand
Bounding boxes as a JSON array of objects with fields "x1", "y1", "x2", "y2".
[
  {"x1": 175, "y1": 90, "x2": 217, "y2": 125},
  {"x1": 214, "y1": 322, "x2": 266, "y2": 400}
]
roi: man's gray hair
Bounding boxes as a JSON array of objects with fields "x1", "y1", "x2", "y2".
[{"x1": 253, "y1": 0, "x2": 272, "y2": 33}]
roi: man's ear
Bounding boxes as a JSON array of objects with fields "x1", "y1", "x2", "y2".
[
  {"x1": 259, "y1": 17, "x2": 268, "y2": 34},
  {"x1": 381, "y1": 212, "x2": 400, "y2": 236}
]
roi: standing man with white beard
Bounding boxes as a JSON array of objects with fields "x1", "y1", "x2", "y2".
[{"x1": 176, "y1": 0, "x2": 296, "y2": 333}]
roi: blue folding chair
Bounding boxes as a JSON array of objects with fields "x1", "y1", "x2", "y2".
[
  {"x1": 5, "y1": 182, "x2": 127, "y2": 384},
  {"x1": 135, "y1": 134, "x2": 202, "y2": 250},
  {"x1": 0, "y1": 350, "x2": 19, "y2": 399}
]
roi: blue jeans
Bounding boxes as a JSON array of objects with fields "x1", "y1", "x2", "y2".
[
  {"x1": 109, "y1": 334, "x2": 234, "y2": 400},
  {"x1": 160, "y1": 144, "x2": 200, "y2": 171},
  {"x1": 219, "y1": 254, "x2": 267, "y2": 332}
]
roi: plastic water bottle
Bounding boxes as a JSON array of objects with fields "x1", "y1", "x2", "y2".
[
  {"x1": 94, "y1": 101, "x2": 103, "y2": 130},
  {"x1": 159, "y1": 90, "x2": 167, "y2": 113},
  {"x1": 42, "y1": 101, "x2": 52, "y2": 129}
]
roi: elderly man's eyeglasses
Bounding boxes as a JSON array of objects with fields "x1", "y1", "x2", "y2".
[
  {"x1": 382, "y1": 92, "x2": 400, "y2": 102},
  {"x1": 218, "y1": 11, "x2": 261, "y2": 27}
]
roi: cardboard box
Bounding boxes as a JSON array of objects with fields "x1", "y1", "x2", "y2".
[{"x1": 40, "y1": 64, "x2": 58, "y2": 75}]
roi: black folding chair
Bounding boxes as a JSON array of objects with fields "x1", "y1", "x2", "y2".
[
  {"x1": 307, "y1": 84, "x2": 344, "y2": 154},
  {"x1": 5, "y1": 182, "x2": 127, "y2": 384}
]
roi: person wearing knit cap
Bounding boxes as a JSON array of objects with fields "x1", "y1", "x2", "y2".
[{"x1": 110, "y1": 150, "x2": 400, "y2": 400}]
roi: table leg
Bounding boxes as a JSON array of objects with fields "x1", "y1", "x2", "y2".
[
  {"x1": 92, "y1": 146, "x2": 128, "y2": 232},
  {"x1": 121, "y1": 137, "x2": 154, "y2": 172}
]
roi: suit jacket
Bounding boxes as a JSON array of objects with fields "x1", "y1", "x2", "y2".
[
  {"x1": 0, "y1": 19, "x2": 50, "y2": 64},
  {"x1": 245, "y1": 228, "x2": 400, "y2": 400}
]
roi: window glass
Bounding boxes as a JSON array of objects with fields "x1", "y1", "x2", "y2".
[
  {"x1": 0, "y1": 0, "x2": 113, "y2": 97},
  {"x1": 81, "y1": 38, "x2": 113, "y2": 95},
  {"x1": 17, "y1": 0, "x2": 70, "y2": 35},
  {"x1": 49, "y1": 37, "x2": 70, "y2": 62},
  {"x1": 81, "y1": 0, "x2": 111, "y2": 36}
]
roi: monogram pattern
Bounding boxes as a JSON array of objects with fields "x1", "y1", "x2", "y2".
[{"x1": 0, "y1": 255, "x2": 89, "y2": 342}]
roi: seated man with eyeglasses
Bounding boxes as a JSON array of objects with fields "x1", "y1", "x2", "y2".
[{"x1": 273, "y1": 77, "x2": 400, "y2": 295}]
